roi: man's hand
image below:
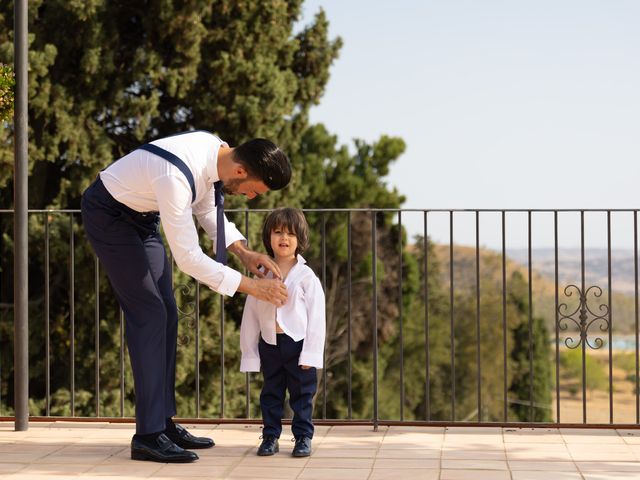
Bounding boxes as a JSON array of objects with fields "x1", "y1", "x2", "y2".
[
  {"x1": 238, "y1": 276, "x2": 288, "y2": 307},
  {"x1": 228, "y1": 240, "x2": 282, "y2": 279},
  {"x1": 300, "y1": 365, "x2": 312, "y2": 370}
]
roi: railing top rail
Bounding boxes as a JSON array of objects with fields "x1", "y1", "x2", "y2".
[{"x1": 1, "y1": 208, "x2": 640, "y2": 214}]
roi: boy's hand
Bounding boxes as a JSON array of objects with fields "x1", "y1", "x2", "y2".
[{"x1": 301, "y1": 365, "x2": 312, "y2": 370}]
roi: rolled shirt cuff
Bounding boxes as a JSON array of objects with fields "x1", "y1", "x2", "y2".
[
  {"x1": 216, "y1": 266, "x2": 242, "y2": 297},
  {"x1": 298, "y1": 351, "x2": 323, "y2": 369}
]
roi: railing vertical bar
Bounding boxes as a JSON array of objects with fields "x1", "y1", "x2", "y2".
[
  {"x1": 607, "y1": 211, "x2": 613, "y2": 424},
  {"x1": 372, "y1": 211, "x2": 379, "y2": 431},
  {"x1": 555, "y1": 211, "x2": 560, "y2": 423},
  {"x1": 322, "y1": 213, "x2": 327, "y2": 420},
  {"x1": 69, "y1": 213, "x2": 75, "y2": 417},
  {"x1": 44, "y1": 213, "x2": 50, "y2": 416},
  {"x1": 476, "y1": 210, "x2": 481, "y2": 422},
  {"x1": 13, "y1": 0, "x2": 29, "y2": 432},
  {"x1": 0, "y1": 214, "x2": 2, "y2": 416},
  {"x1": 450, "y1": 210, "x2": 455, "y2": 421},
  {"x1": 581, "y1": 210, "x2": 587, "y2": 424},
  {"x1": 424, "y1": 211, "x2": 430, "y2": 421},
  {"x1": 244, "y1": 210, "x2": 250, "y2": 418},
  {"x1": 94, "y1": 255, "x2": 100, "y2": 417},
  {"x1": 502, "y1": 211, "x2": 508, "y2": 422},
  {"x1": 635, "y1": 210, "x2": 639, "y2": 425},
  {"x1": 347, "y1": 212, "x2": 353, "y2": 420},
  {"x1": 195, "y1": 282, "x2": 200, "y2": 418},
  {"x1": 398, "y1": 211, "x2": 404, "y2": 421},
  {"x1": 528, "y1": 211, "x2": 533, "y2": 422},
  {"x1": 220, "y1": 295, "x2": 225, "y2": 418},
  {"x1": 120, "y1": 308, "x2": 125, "y2": 417}
]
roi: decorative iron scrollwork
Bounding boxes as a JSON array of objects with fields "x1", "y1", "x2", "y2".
[
  {"x1": 174, "y1": 282, "x2": 197, "y2": 346},
  {"x1": 557, "y1": 284, "x2": 610, "y2": 350}
]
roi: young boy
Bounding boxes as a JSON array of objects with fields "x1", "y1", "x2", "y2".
[{"x1": 240, "y1": 208, "x2": 326, "y2": 457}]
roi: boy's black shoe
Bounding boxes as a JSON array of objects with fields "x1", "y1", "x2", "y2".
[
  {"x1": 257, "y1": 435, "x2": 279, "y2": 456},
  {"x1": 164, "y1": 423, "x2": 214, "y2": 449},
  {"x1": 131, "y1": 433, "x2": 199, "y2": 463},
  {"x1": 292, "y1": 436, "x2": 312, "y2": 457}
]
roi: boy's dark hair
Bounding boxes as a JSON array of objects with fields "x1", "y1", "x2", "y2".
[
  {"x1": 233, "y1": 138, "x2": 291, "y2": 190},
  {"x1": 262, "y1": 208, "x2": 310, "y2": 257}
]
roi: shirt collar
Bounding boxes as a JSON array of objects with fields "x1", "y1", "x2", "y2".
[
  {"x1": 265, "y1": 255, "x2": 307, "y2": 281},
  {"x1": 206, "y1": 136, "x2": 228, "y2": 185}
]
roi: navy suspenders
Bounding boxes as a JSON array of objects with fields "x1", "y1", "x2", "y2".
[
  {"x1": 137, "y1": 141, "x2": 228, "y2": 265},
  {"x1": 138, "y1": 143, "x2": 197, "y2": 203}
]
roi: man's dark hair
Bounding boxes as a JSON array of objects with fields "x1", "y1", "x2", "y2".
[
  {"x1": 233, "y1": 138, "x2": 291, "y2": 190},
  {"x1": 262, "y1": 208, "x2": 310, "y2": 257}
]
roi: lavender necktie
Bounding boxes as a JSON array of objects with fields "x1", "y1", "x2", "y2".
[{"x1": 214, "y1": 181, "x2": 227, "y2": 265}]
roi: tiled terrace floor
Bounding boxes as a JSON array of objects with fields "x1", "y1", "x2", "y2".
[{"x1": 2, "y1": 422, "x2": 640, "y2": 479}]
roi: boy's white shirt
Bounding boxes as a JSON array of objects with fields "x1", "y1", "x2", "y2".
[{"x1": 240, "y1": 254, "x2": 326, "y2": 371}]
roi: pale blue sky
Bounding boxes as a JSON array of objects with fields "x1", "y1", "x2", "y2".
[{"x1": 299, "y1": 0, "x2": 640, "y2": 248}]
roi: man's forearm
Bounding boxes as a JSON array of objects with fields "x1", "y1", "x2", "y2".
[
  {"x1": 227, "y1": 239, "x2": 249, "y2": 263},
  {"x1": 237, "y1": 275, "x2": 257, "y2": 296}
]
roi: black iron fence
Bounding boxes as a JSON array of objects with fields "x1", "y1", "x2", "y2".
[{"x1": 1, "y1": 208, "x2": 639, "y2": 427}]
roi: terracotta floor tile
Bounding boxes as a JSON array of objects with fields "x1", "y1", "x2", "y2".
[
  {"x1": 34, "y1": 454, "x2": 113, "y2": 464},
  {"x1": 227, "y1": 465, "x2": 302, "y2": 479},
  {"x1": 369, "y1": 469, "x2": 440, "y2": 480},
  {"x1": 238, "y1": 454, "x2": 311, "y2": 467},
  {"x1": 582, "y1": 473, "x2": 640, "y2": 479},
  {"x1": 0, "y1": 463, "x2": 26, "y2": 474},
  {"x1": 511, "y1": 472, "x2": 583, "y2": 480},
  {"x1": 154, "y1": 464, "x2": 230, "y2": 477},
  {"x1": 576, "y1": 461, "x2": 640, "y2": 472},
  {"x1": 8, "y1": 475, "x2": 80, "y2": 480},
  {"x1": 440, "y1": 470, "x2": 510, "y2": 480},
  {"x1": 84, "y1": 462, "x2": 163, "y2": 476},
  {"x1": 311, "y1": 448, "x2": 377, "y2": 458},
  {"x1": 508, "y1": 460, "x2": 578, "y2": 471},
  {"x1": 441, "y1": 459, "x2": 509, "y2": 470},
  {"x1": 386, "y1": 428, "x2": 444, "y2": 436},
  {"x1": 441, "y1": 449, "x2": 506, "y2": 460},
  {"x1": 374, "y1": 458, "x2": 440, "y2": 469},
  {"x1": 306, "y1": 457, "x2": 374, "y2": 468},
  {"x1": 0, "y1": 452, "x2": 51, "y2": 463},
  {"x1": 445, "y1": 427, "x2": 504, "y2": 435},
  {"x1": 298, "y1": 467, "x2": 371, "y2": 479},
  {"x1": 376, "y1": 448, "x2": 441, "y2": 459},
  {"x1": 561, "y1": 429, "x2": 625, "y2": 444},
  {"x1": 16, "y1": 462, "x2": 95, "y2": 475}
]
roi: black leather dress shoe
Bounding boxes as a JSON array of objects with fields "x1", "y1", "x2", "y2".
[
  {"x1": 165, "y1": 423, "x2": 215, "y2": 449},
  {"x1": 292, "y1": 436, "x2": 311, "y2": 457},
  {"x1": 257, "y1": 435, "x2": 279, "y2": 456},
  {"x1": 131, "y1": 433, "x2": 199, "y2": 463}
]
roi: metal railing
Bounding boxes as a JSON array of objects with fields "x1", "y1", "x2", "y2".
[{"x1": 1, "y1": 208, "x2": 639, "y2": 428}]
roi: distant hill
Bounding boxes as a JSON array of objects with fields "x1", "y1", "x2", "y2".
[
  {"x1": 507, "y1": 248, "x2": 638, "y2": 296},
  {"x1": 430, "y1": 245, "x2": 638, "y2": 336}
]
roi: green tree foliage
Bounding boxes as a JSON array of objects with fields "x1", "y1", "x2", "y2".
[
  {"x1": 507, "y1": 271, "x2": 552, "y2": 422},
  {"x1": 560, "y1": 348, "x2": 608, "y2": 398},
  {"x1": 0, "y1": 63, "x2": 13, "y2": 121},
  {"x1": 0, "y1": 0, "x2": 341, "y2": 209}
]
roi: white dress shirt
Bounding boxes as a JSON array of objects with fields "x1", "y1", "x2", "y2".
[
  {"x1": 240, "y1": 255, "x2": 326, "y2": 370},
  {"x1": 99, "y1": 130, "x2": 245, "y2": 296}
]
